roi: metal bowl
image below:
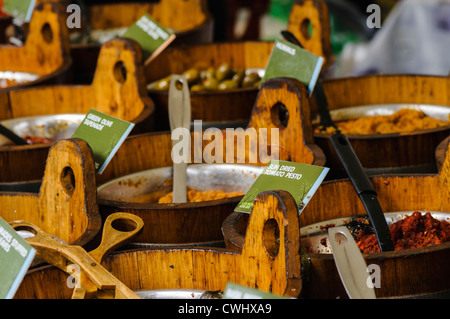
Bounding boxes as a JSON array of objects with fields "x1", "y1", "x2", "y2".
[
  {"x1": 135, "y1": 289, "x2": 223, "y2": 299},
  {"x1": 312, "y1": 104, "x2": 450, "y2": 176},
  {"x1": 98, "y1": 163, "x2": 263, "y2": 204},
  {"x1": 97, "y1": 163, "x2": 264, "y2": 244},
  {"x1": 0, "y1": 71, "x2": 39, "y2": 89},
  {"x1": 0, "y1": 114, "x2": 85, "y2": 146},
  {"x1": 300, "y1": 211, "x2": 450, "y2": 254},
  {"x1": 312, "y1": 104, "x2": 450, "y2": 137}
]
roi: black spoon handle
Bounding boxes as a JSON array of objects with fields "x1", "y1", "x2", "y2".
[
  {"x1": 330, "y1": 133, "x2": 394, "y2": 252},
  {"x1": 0, "y1": 123, "x2": 28, "y2": 145}
]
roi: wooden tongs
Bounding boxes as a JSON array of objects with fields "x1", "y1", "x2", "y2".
[{"x1": 10, "y1": 213, "x2": 144, "y2": 299}]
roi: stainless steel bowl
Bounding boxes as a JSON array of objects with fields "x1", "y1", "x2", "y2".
[
  {"x1": 98, "y1": 164, "x2": 264, "y2": 203},
  {"x1": 0, "y1": 71, "x2": 39, "y2": 88},
  {"x1": 135, "y1": 289, "x2": 223, "y2": 299},
  {"x1": 301, "y1": 211, "x2": 450, "y2": 254},
  {"x1": 0, "y1": 114, "x2": 85, "y2": 146}
]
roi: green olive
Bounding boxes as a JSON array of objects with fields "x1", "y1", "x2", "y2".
[
  {"x1": 215, "y1": 63, "x2": 233, "y2": 82},
  {"x1": 201, "y1": 67, "x2": 216, "y2": 80},
  {"x1": 218, "y1": 79, "x2": 239, "y2": 90},
  {"x1": 253, "y1": 80, "x2": 261, "y2": 88},
  {"x1": 231, "y1": 68, "x2": 245, "y2": 85},
  {"x1": 182, "y1": 68, "x2": 200, "y2": 84},
  {"x1": 202, "y1": 77, "x2": 219, "y2": 90},
  {"x1": 153, "y1": 75, "x2": 171, "y2": 91},
  {"x1": 242, "y1": 72, "x2": 261, "y2": 88},
  {"x1": 191, "y1": 84, "x2": 205, "y2": 92}
]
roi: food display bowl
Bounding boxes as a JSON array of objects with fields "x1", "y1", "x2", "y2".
[
  {"x1": 312, "y1": 103, "x2": 450, "y2": 177},
  {"x1": 0, "y1": 114, "x2": 84, "y2": 146},
  {"x1": 97, "y1": 164, "x2": 263, "y2": 245},
  {"x1": 145, "y1": 41, "x2": 274, "y2": 130}
]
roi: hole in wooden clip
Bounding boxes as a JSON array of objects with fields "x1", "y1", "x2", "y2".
[
  {"x1": 300, "y1": 18, "x2": 313, "y2": 40},
  {"x1": 263, "y1": 218, "x2": 280, "y2": 258},
  {"x1": 41, "y1": 23, "x2": 53, "y2": 44},
  {"x1": 113, "y1": 61, "x2": 127, "y2": 84},
  {"x1": 271, "y1": 102, "x2": 289, "y2": 128},
  {"x1": 60, "y1": 166, "x2": 75, "y2": 196}
]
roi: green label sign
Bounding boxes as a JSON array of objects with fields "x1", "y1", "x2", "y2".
[
  {"x1": 0, "y1": 217, "x2": 36, "y2": 299},
  {"x1": 2, "y1": 0, "x2": 35, "y2": 22},
  {"x1": 235, "y1": 160, "x2": 329, "y2": 214},
  {"x1": 261, "y1": 38, "x2": 324, "y2": 94},
  {"x1": 122, "y1": 13, "x2": 175, "y2": 63},
  {"x1": 71, "y1": 109, "x2": 134, "y2": 174}
]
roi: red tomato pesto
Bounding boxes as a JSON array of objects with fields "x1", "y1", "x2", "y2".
[{"x1": 357, "y1": 212, "x2": 450, "y2": 253}]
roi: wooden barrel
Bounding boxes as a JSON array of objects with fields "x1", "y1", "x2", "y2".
[
  {"x1": 0, "y1": 2, "x2": 72, "y2": 91},
  {"x1": 146, "y1": 41, "x2": 273, "y2": 131},
  {"x1": 0, "y1": 38, "x2": 154, "y2": 183},
  {"x1": 145, "y1": 0, "x2": 334, "y2": 131},
  {"x1": 0, "y1": 139, "x2": 101, "y2": 246},
  {"x1": 94, "y1": 78, "x2": 325, "y2": 245},
  {"x1": 222, "y1": 139, "x2": 450, "y2": 298},
  {"x1": 15, "y1": 191, "x2": 302, "y2": 299},
  {"x1": 69, "y1": 0, "x2": 214, "y2": 83},
  {"x1": 312, "y1": 74, "x2": 450, "y2": 177}
]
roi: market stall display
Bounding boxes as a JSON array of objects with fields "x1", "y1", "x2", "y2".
[
  {"x1": 95, "y1": 77, "x2": 325, "y2": 245},
  {"x1": 145, "y1": 0, "x2": 332, "y2": 131},
  {"x1": 0, "y1": 138, "x2": 101, "y2": 246},
  {"x1": 0, "y1": 2, "x2": 71, "y2": 92},
  {"x1": 314, "y1": 74, "x2": 450, "y2": 177},
  {"x1": 2, "y1": 0, "x2": 449, "y2": 301},
  {"x1": 0, "y1": 38, "x2": 154, "y2": 183},
  {"x1": 222, "y1": 138, "x2": 450, "y2": 298},
  {"x1": 69, "y1": 0, "x2": 213, "y2": 83},
  {"x1": 15, "y1": 190, "x2": 302, "y2": 299}
]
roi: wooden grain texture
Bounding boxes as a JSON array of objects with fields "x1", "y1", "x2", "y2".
[
  {"x1": 95, "y1": 77, "x2": 325, "y2": 244},
  {"x1": 287, "y1": 0, "x2": 334, "y2": 69},
  {"x1": 0, "y1": 138, "x2": 101, "y2": 246},
  {"x1": 11, "y1": 212, "x2": 143, "y2": 299},
  {"x1": 69, "y1": 0, "x2": 213, "y2": 84},
  {"x1": 88, "y1": 0, "x2": 209, "y2": 33},
  {"x1": 0, "y1": 38, "x2": 155, "y2": 183},
  {"x1": 0, "y1": 2, "x2": 71, "y2": 90},
  {"x1": 7, "y1": 38, "x2": 153, "y2": 126},
  {"x1": 223, "y1": 139, "x2": 450, "y2": 298},
  {"x1": 145, "y1": 0, "x2": 331, "y2": 130},
  {"x1": 16, "y1": 190, "x2": 303, "y2": 299},
  {"x1": 146, "y1": 41, "x2": 274, "y2": 130},
  {"x1": 313, "y1": 74, "x2": 450, "y2": 173}
]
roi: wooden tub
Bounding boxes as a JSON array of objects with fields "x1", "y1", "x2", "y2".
[
  {"x1": 222, "y1": 137, "x2": 450, "y2": 298},
  {"x1": 0, "y1": 138, "x2": 101, "y2": 247},
  {"x1": 0, "y1": 38, "x2": 154, "y2": 183},
  {"x1": 69, "y1": 0, "x2": 214, "y2": 83},
  {"x1": 94, "y1": 78, "x2": 325, "y2": 246},
  {"x1": 0, "y1": 2, "x2": 71, "y2": 91},
  {"x1": 313, "y1": 74, "x2": 450, "y2": 177},
  {"x1": 145, "y1": 0, "x2": 334, "y2": 131},
  {"x1": 15, "y1": 190, "x2": 303, "y2": 299}
]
